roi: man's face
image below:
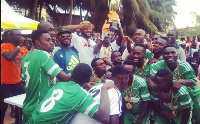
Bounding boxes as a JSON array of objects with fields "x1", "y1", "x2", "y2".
[
  {"x1": 131, "y1": 46, "x2": 145, "y2": 64},
  {"x1": 12, "y1": 30, "x2": 23, "y2": 44},
  {"x1": 38, "y1": 33, "x2": 54, "y2": 52},
  {"x1": 41, "y1": 23, "x2": 56, "y2": 42},
  {"x1": 154, "y1": 75, "x2": 171, "y2": 92},
  {"x1": 163, "y1": 47, "x2": 178, "y2": 64},
  {"x1": 81, "y1": 26, "x2": 92, "y2": 38},
  {"x1": 111, "y1": 52, "x2": 122, "y2": 65},
  {"x1": 152, "y1": 35, "x2": 160, "y2": 43},
  {"x1": 94, "y1": 59, "x2": 107, "y2": 75},
  {"x1": 104, "y1": 31, "x2": 114, "y2": 43},
  {"x1": 167, "y1": 31, "x2": 177, "y2": 44},
  {"x1": 133, "y1": 30, "x2": 145, "y2": 44},
  {"x1": 118, "y1": 74, "x2": 129, "y2": 92},
  {"x1": 57, "y1": 32, "x2": 72, "y2": 46},
  {"x1": 123, "y1": 64, "x2": 134, "y2": 80},
  {"x1": 153, "y1": 38, "x2": 167, "y2": 54}
]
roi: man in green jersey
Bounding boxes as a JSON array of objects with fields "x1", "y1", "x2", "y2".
[
  {"x1": 122, "y1": 60, "x2": 151, "y2": 124},
  {"x1": 126, "y1": 44, "x2": 151, "y2": 79},
  {"x1": 147, "y1": 45, "x2": 200, "y2": 124},
  {"x1": 147, "y1": 36, "x2": 169, "y2": 65},
  {"x1": 26, "y1": 63, "x2": 114, "y2": 124},
  {"x1": 21, "y1": 30, "x2": 71, "y2": 123},
  {"x1": 151, "y1": 69, "x2": 193, "y2": 124}
]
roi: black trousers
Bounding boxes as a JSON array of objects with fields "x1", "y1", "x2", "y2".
[{"x1": 1, "y1": 82, "x2": 25, "y2": 124}]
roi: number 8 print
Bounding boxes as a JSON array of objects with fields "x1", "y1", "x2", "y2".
[{"x1": 40, "y1": 89, "x2": 63, "y2": 112}]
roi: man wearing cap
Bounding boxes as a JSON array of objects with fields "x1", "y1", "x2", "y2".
[
  {"x1": 54, "y1": 26, "x2": 80, "y2": 74},
  {"x1": 67, "y1": 21, "x2": 96, "y2": 66}
]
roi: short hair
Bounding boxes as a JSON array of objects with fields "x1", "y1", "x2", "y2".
[
  {"x1": 169, "y1": 30, "x2": 178, "y2": 37},
  {"x1": 128, "y1": 27, "x2": 137, "y2": 38},
  {"x1": 112, "y1": 65, "x2": 128, "y2": 77},
  {"x1": 10, "y1": 29, "x2": 20, "y2": 37},
  {"x1": 159, "y1": 36, "x2": 170, "y2": 45},
  {"x1": 123, "y1": 60, "x2": 134, "y2": 66},
  {"x1": 193, "y1": 52, "x2": 199, "y2": 57},
  {"x1": 134, "y1": 43, "x2": 146, "y2": 51},
  {"x1": 111, "y1": 50, "x2": 120, "y2": 59},
  {"x1": 31, "y1": 30, "x2": 48, "y2": 45},
  {"x1": 71, "y1": 63, "x2": 92, "y2": 86},
  {"x1": 37, "y1": 22, "x2": 49, "y2": 30},
  {"x1": 2, "y1": 30, "x2": 11, "y2": 39},
  {"x1": 155, "y1": 69, "x2": 173, "y2": 83},
  {"x1": 91, "y1": 58, "x2": 102, "y2": 68},
  {"x1": 163, "y1": 44, "x2": 176, "y2": 50}
]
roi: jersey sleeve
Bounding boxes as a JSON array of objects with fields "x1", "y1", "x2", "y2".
[
  {"x1": 183, "y1": 64, "x2": 197, "y2": 84},
  {"x1": 41, "y1": 51, "x2": 62, "y2": 77},
  {"x1": 1, "y1": 44, "x2": 10, "y2": 55},
  {"x1": 139, "y1": 79, "x2": 151, "y2": 101},
  {"x1": 76, "y1": 90, "x2": 99, "y2": 117},
  {"x1": 150, "y1": 62, "x2": 161, "y2": 76},
  {"x1": 178, "y1": 87, "x2": 193, "y2": 111}
]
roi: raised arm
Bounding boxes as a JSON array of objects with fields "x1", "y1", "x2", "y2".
[
  {"x1": 92, "y1": 81, "x2": 115, "y2": 123},
  {"x1": 93, "y1": 39, "x2": 103, "y2": 54},
  {"x1": 116, "y1": 22, "x2": 123, "y2": 47}
]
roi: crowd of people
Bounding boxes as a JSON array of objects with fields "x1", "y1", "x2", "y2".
[{"x1": 1, "y1": 20, "x2": 200, "y2": 124}]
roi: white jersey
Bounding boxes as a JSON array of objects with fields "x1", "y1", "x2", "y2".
[
  {"x1": 71, "y1": 33, "x2": 96, "y2": 66},
  {"x1": 69, "y1": 83, "x2": 122, "y2": 124},
  {"x1": 94, "y1": 40, "x2": 120, "y2": 62}
]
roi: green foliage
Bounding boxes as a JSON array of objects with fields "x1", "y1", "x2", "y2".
[{"x1": 177, "y1": 27, "x2": 200, "y2": 39}]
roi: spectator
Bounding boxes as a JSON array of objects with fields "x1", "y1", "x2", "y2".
[
  {"x1": 67, "y1": 21, "x2": 96, "y2": 66},
  {"x1": 1, "y1": 29, "x2": 29, "y2": 124},
  {"x1": 167, "y1": 30, "x2": 186, "y2": 61},
  {"x1": 21, "y1": 30, "x2": 71, "y2": 123},
  {"x1": 54, "y1": 26, "x2": 79, "y2": 74},
  {"x1": 189, "y1": 42, "x2": 198, "y2": 57},
  {"x1": 187, "y1": 52, "x2": 199, "y2": 76},
  {"x1": 111, "y1": 50, "x2": 122, "y2": 66}
]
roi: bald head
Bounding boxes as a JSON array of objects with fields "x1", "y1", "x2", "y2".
[
  {"x1": 37, "y1": 22, "x2": 56, "y2": 41},
  {"x1": 133, "y1": 29, "x2": 146, "y2": 44}
]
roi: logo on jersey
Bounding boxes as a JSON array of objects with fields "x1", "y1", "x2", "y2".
[
  {"x1": 67, "y1": 55, "x2": 79, "y2": 71},
  {"x1": 60, "y1": 54, "x2": 63, "y2": 58}
]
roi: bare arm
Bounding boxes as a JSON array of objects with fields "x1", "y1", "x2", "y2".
[
  {"x1": 135, "y1": 101, "x2": 150, "y2": 124},
  {"x1": 56, "y1": 71, "x2": 71, "y2": 82},
  {"x1": 172, "y1": 79, "x2": 196, "y2": 92},
  {"x1": 110, "y1": 115, "x2": 119, "y2": 124},
  {"x1": 181, "y1": 107, "x2": 191, "y2": 124},
  {"x1": 3, "y1": 48, "x2": 21, "y2": 61},
  {"x1": 146, "y1": 74, "x2": 157, "y2": 92},
  {"x1": 127, "y1": 42, "x2": 133, "y2": 53},
  {"x1": 92, "y1": 82, "x2": 115, "y2": 123},
  {"x1": 116, "y1": 23, "x2": 123, "y2": 47},
  {"x1": 67, "y1": 23, "x2": 91, "y2": 31},
  {"x1": 93, "y1": 39, "x2": 103, "y2": 54}
]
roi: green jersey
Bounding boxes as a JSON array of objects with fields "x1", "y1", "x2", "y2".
[
  {"x1": 122, "y1": 75, "x2": 150, "y2": 114},
  {"x1": 30, "y1": 81, "x2": 99, "y2": 124},
  {"x1": 151, "y1": 86, "x2": 193, "y2": 113},
  {"x1": 134, "y1": 59, "x2": 152, "y2": 79},
  {"x1": 146, "y1": 49, "x2": 153, "y2": 59},
  {"x1": 21, "y1": 50, "x2": 62, "y2": 117},
  {"x1": 150, "y1": 60, "x2": 200, "y2": 99}
]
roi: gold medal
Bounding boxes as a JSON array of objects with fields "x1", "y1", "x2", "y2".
[
  {"x1": 126, "y1": 103, "x2": 132, "y2": 109},
  {"x1": 172, "y1": 110, "x2": 177, "y2": 117}
]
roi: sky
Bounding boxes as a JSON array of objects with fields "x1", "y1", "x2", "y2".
[{"x1": 173, "y1": 0, "x2": 200, "y2": 29}]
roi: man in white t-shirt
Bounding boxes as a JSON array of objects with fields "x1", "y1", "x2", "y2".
[
  {"x1": 67, "y1": 21, "x2": 96, "y2": 66},
  {"x1": 69, "y1": 65, "x2": 129, "y2": 124}
]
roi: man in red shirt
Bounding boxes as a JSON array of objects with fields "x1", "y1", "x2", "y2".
[{"x1": 1, "y1": 29, "x2": 29, "y2": 124}]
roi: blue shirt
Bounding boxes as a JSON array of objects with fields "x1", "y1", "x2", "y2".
[{"x1": 54, "y1": 46, "x2": 79, "y2": 74}]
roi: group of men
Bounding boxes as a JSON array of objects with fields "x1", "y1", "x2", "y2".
[{"x1": 1, "y1": 20, "x2": 200, "y2": 124}]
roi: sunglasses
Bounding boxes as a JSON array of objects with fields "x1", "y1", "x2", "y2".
[{"x1": 59, "y1": 33, "x2": 71, "y2": 38}]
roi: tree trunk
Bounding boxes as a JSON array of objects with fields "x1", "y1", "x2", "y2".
[
  {"x1": 39, "y1": 2, "x2": 43, "y2": 21},
  {"x1": 62, "y1": 9, "x2": 67, "y2": 26},
  {"x1": 69, "y1": 0, "x2": 73, "y2": 25},
  {"x1": 30, "y1": 0, "x2": 38, "y2": 20}
]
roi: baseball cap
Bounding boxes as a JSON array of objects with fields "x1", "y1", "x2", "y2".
[{"x1": 57, "y1": 26, "x2": 71, "y2": 35}]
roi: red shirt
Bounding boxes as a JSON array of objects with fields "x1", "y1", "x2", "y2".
[{"x1": 1, "y1": 43, "x2": 29, "y2": 84}]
